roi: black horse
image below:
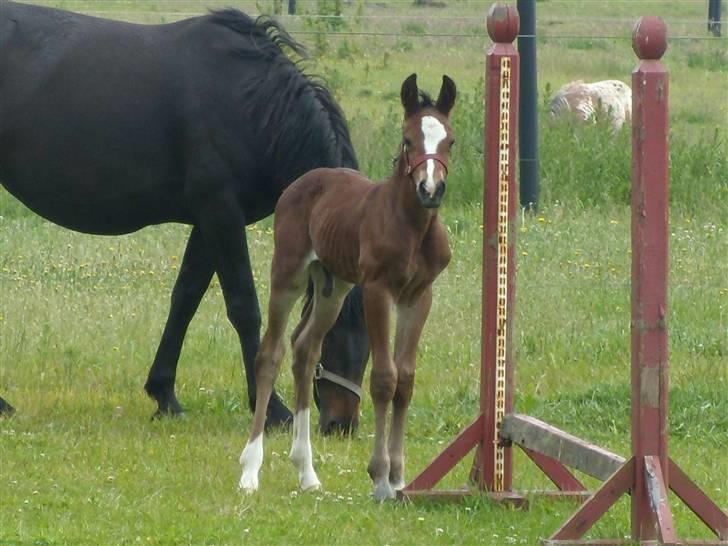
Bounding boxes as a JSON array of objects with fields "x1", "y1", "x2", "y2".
[{"x1": 0, "y1": 2, "x2": 369, "y2": 432}]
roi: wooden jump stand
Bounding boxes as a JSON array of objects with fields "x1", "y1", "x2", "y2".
[{"x1": 398, "y1": 4, "x2": 728, "y2": 544}]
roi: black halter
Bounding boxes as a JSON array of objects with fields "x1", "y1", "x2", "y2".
[{"x1": 314, "y1": 362, "x2": 363, "y2": 399}]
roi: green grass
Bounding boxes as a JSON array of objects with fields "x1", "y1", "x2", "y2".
[
  {"x1": 2, "y1": 206, "x2": 726, "y2": 544},
  {"x1": 2, "y1": 1, "x2": 727, "y2": 544}
]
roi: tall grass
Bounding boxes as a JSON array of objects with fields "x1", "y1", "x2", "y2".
[
  {"x1": 348, "y1": 82, "x2": 728, "y2": 216},
  {"x1": 2, "y1": 1, "x2": 727, "y2": 544}
]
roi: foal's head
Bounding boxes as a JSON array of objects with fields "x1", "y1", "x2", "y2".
[{"x1": 399, "y1": 73, "x2": 457, "y2": 209}]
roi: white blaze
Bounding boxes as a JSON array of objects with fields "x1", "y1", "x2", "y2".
[{"x1": 420, "y1": 115, "x2": 447, "y2": 196}]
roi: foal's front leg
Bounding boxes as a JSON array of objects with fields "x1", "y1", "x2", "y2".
[
  {"x1": 363, "y1": 281, "x2": 397, "y2": 501},
  {"x1": 389, "y1": 287, "x2": 433, "y2": 491}
]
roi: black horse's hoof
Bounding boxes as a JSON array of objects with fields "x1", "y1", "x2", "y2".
[
  {"x1": 264, "y1": 394, "x2": 293, "y2": 431},
  {"x1": 145, "y1": 382, "x2": 185, "y2": 420},
  {"x1": 150, "y1": 395, "x2": 185, "y2": 420},
  {"x1": 0, "y1": 398, "x2": 16, "y2": 417},
  {"x1": 151, "y1": 407, "x2": 187, "y2": 421}
]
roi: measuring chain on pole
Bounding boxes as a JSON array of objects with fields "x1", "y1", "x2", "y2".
[{"x1": 494, "y1": 55, "x2": 512, "y2": 492}]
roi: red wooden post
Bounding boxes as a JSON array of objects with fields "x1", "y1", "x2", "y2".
[
  {"x1": 471, "y1": 1, "x2": 520, "y2": 493},
  {"x1": 547, "y1": 17, "x2": 728, "y2": 543},
  {"x1": 401, "y1": 2, "x2": 585, "y2": 506},
  {"x1": 398, "y1": 4, "x2": 525, "y2": 503},
  {"x1": 630, "y1": 15, "x2": 670, "y2": 540}
]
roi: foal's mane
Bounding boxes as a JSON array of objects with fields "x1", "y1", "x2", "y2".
[
  {"x1": 207, "y1": 10, "x2": 358, "y2": 173},
  {"x1": 415, "y1": 91, "x2": 435, "y2": 111}
]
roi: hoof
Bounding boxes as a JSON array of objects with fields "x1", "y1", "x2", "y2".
[
  {"x1": 300, "y1": 478, "x2": 322, "y2": 492},
  {"x1": 0, "y1": 398, "x2": 15, "y2": 417},
  {"x1": 151, "y1": 407, "x2": 186, "y2": 421},
  {"x1": 372, "y1": 480, "x2": 396, "y2": 502},
  {"x1": 264, "y1": 393, "x2": 293, "y2": 431},
  {"x1": 299, "y1": 471, "x2": 322, "y2": 492},
  {"x1": 238, "y1": 473, "x2": 259, "y2": 494},
  {"x1": 146, "y1": 384, "x2": 184, "y2": 419}
]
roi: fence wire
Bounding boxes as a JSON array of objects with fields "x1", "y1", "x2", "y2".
[{"x1": 71, "y1": 11, "x2": 726, "y2": 41}]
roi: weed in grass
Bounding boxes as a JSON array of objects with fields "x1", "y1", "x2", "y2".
[{"x1": 687, "y1": 47, "x2": 728, "y2": 72}]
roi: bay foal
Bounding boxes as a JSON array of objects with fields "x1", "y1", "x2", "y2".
[{"x1": 239, "y1": 74, "x2": 456, "y2": 500}]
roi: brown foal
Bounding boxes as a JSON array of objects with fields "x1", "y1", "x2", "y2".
[{"x1": 239, "y1": 73, "x2": 456, "y2": 501}]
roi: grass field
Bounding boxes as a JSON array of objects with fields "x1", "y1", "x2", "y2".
[{"x1": 1, "y1": 0, "x2": 727, "y2": 544}]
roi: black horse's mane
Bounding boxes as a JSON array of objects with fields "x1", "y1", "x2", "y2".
[{"x1": 207, "y1": 10, "x2": 358, "y2": 173}]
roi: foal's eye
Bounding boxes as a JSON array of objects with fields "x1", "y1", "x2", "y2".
[
  {"x1": 450, "y1": 140, "x2": 456, "y2": 149},
  {"x1": 404, "y1": 138, "x2": 412, "y2": 148}
]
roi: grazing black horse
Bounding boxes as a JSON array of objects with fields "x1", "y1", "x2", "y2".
[{"x1": 0, "y1": 1, "x2": 370, "y2": 432}]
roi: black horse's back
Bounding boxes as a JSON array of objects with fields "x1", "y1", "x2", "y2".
[
  {"x1": 0, "y1": 2, "x2": 356, "y2": 233},
  {"x1": 0, "y1": 1, "x2": 367, "y2": 431},
  {"x1": 1, "y1": 2, "x2": 194, "y2": 232}
]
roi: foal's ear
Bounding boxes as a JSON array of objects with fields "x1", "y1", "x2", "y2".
[
  {"x1": 436, "y1": 75, "x2": 457, "y2": 116},
  {"x1": 401, "y1": 73, "x2": 420, "y2": 117}
]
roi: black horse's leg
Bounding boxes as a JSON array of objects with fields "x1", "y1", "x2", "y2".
[
  {"x1": 0, "y1": 397, "x2": 15, "y2": 417},
  {"x1": 197, "y1": 192, "x2": 293, "y2": 429},
  {"x1": 144, "y1": 226, "x2": 214, "y2": 417}
]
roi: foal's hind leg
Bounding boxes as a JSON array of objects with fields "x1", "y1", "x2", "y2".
[
  {"x1": 289, "y1": 263, "x2": 352, "y2": 491},
  {"x1": 388, "y1": 287, "x2": 433, "y2": 491},
  {"x1": 239, "y1": 264, "x2": 308, "y2": 493}
]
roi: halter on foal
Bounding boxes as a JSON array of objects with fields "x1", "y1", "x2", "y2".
[{"x1": 239, "y1": 74, "x2": 456, "y2": 500}]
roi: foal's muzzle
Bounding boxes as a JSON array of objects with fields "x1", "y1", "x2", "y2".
[{"x1": 417, "y1": 180, "x2": 446, "y2": 208}]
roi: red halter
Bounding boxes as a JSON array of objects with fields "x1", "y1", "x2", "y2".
[{"x1": 404, "y1": 152, "x2": 449, "y2": 176}]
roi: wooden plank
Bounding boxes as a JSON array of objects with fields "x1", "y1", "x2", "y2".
[
  {"x1": 397, "y1": 488, "x2": 528, "y2": 508},
  {"x1": 669, "y1": 458, "x2": 728, "y2": 539},
  {"x1": 549, "y1": 458, "x2": 634, "y2": 540},
  {"x1": 500, "y1": 413, "x2": 626, "y2": 481},
  {"x1": 541, "y1": 538, "x2": 640, "y2": 546},
  {"x1": 526, "y1": 490, "x2": 592, "y2": 502},
  {"x1": 545, "y1": 537, "x2": 713, "y2": 545},
  {"x1": 644, "y1": 456, "x2": 676, "y2": 543}
]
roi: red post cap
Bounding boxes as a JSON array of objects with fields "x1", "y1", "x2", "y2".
[
  {"x1": 486, "y1": 3, "x2": 520, "y2": 44},
  {"x1": 633, "y1": 16, "x2": 668, "y2": 60}
]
